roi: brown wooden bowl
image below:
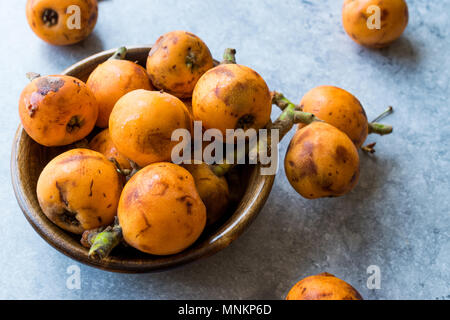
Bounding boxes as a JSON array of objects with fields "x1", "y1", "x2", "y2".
[{"x1": 11, "y1": 46, "x2": 275, "y2": 273}]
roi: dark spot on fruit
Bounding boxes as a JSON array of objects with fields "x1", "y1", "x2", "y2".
[
  {"x1": 350, "y1": 171, "x2": 358, "y2": 184},
  {"x1": 297, "y1": 142, "x2": 317, "y2": 178},
  {"x1": 60, "y1": 209, "x2": 79, "y2": 226},
  {"x1": 140, "y1": 211, "x2": 151, "y2": 228},
  {"x1": 176, "y1": 195, "x2": 195, "y2": 215},
  {"x1": 321, "y1": 179, "x2": 334, "y2": 192},
  {"x1": 88, "y1": 180, "x2": 93, "y2": 197},
  {"x1": 137, "y1": 131, "x2": 172, "y2": 155},
  {"x1": 210, "y1": 65, "x2": 235, "y2": 78},
  {"x1": 235, "y1": 114, "x2": 255, "y2": 130},
  {"x1": 35, "y1": 76, "x2": 65, "y2": 96},
  {"x1": 186, "y1": 201, "x2": 193, "y2": 215},
  {"x1": 88, "y1": 11, "x2": 97, "y2": 25},
  {"x1": 125, "y1": 188, "x2": 140, "y2": 205},
  {"x1": 27, "y1": 102, "x2": 38, "y2": 117}
]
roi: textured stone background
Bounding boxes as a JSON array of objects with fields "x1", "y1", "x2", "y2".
[{"x1": 1, "y1": 0, "x2": 448, "y2": 299}]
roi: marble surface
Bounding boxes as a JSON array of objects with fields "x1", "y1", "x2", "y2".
[{"x1": 1, "y1": 0, "x2": 449, "y2": 300}]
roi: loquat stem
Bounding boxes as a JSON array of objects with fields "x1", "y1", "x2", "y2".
[
  {"x1": 361, "y1": 142, "x2": 377, "y2": 154},
  {"x1": 368, "y1": 106, "x2": 394, "y2": 136},
  {"x1": 368, "y1": 122, "x2": 393, "y2": 135},
  {"x1": 80, "y1": 226, "x2": 104, "y2": 248},
  {"x1": 110, "y1": 158, "x2": 132, "y2": 176},
  {"x1": 88, "y1": 218, "x2": 123, "y2": 261},
  {"x1": 211, "y1": 92, "x2": 320, "y2": 176},
  {"x1": 221, "y1": 48, "x2": 237, "y2": 64},
  {"x1": 108, "y1": 47, "x2": 127, "y2": 60},
  {"x1": 371, "y1": 106, "x2": 393, "y2": 123},
  {"x1": 271, "y1": 91, "x2": 293, "y2": 111}
]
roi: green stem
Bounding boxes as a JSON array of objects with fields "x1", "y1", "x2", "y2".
[
  {"x1": 109, "y1": 47, "x2": 127, "y2": 60},
  {"x1": 212, "y1": 92, "x2": 319, "y2": 176},
  {"x1": 368, "y1": 106, "x2": 394, "y2": 136},
  {"x1": 368, "y1": 122, "x2": 393, "y2": 135},
  {"x1": 88, "y1": 219, "x2": 123, "y2": 261},
  {"x1": 221, "y1": 48, "x2": 237, "y2": 64},
  {"x1": 271, "y1": 91, "x2": 292, "y2": 110},
  {"x1": 80, "y1": 226, "x2": 104, "y2": 248}
]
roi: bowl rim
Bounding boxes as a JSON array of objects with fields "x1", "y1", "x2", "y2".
[{"x1": 11, "y1": 46, "x2": 276, "y2": 273}]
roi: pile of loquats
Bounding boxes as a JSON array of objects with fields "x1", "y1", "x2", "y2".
[{"x1": 20, "y1": 0, "x2": 411, "y2": 300}]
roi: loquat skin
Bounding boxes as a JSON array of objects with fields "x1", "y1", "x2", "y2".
[
  {"x1": 184, "y1": 163, "x2": 230, "y2": 226},
  {"x1": 286, "y1": 273, "x2": 363, "y2": 300},
  {"x1": 109, "y1": 90, "x2": 193, "y2": 167},
  {"x1": 26, "y1": 0, "x2": 98, "y2": 46},
  {"x1": 118, "y1": 162, "x2": 206, "y2": 255},
  {"x1": 285, "y1": 122, "x2": 360, "y2": 199},
  {"x1": 342, "y1": 0, "x2": 409, "y2": 48},
  {"x1": 19, "y1": 75, "x2": 98, "y2": 146},
  {"x1": 87, "y1": 59, "x2": 153, "y2": 128},
  {"x1": 89, "y1": 128, "x2": 132, "y2": 172},
  {"x1": 192, "y1": 64, "x2": 272, "y2": 136},
  {"x1": 36, "y1": 149, "x2": 122, "y2": 234},
  {"x1": 146, "y1": 31, "x2": 214, "y2": 98},
  {"x1": 299, "y1": 86, "x2": 368, "y2": 148}
]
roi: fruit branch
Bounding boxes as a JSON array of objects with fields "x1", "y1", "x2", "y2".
[
  {"x1": 87, "y1": 218, "x2": 123, "y2": 261},
  {"x1": 368, "y1": 106, "x2": 394, "y2": 135},
  {"x1": 109, "y1": 47, "x2": 127, "y2": 60},
  {"x1": 368, "y1": 122, "x2": 393, "y2": 135},
  {"x1": 221, "y1": 48, "x2": 237, "y2": 64},
  {"x1": 372, "y1": 106, "x2": 393, "y2": 123},
  {"x1": 211, "y1": 92, "x2": 320, "y2": 176}
]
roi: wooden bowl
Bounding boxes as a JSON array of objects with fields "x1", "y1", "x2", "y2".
[{"x1": 11, "y1": 47, "x2": 275, "y2": 273}]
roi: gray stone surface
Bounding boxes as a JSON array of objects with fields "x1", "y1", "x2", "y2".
[{"x1": 1, "y1": 0, "x2": 448, "y2": 300}]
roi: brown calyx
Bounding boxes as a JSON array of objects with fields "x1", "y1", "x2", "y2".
[{"x1": 66, "y1": 116, "x2": 84, "y2": 133}]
